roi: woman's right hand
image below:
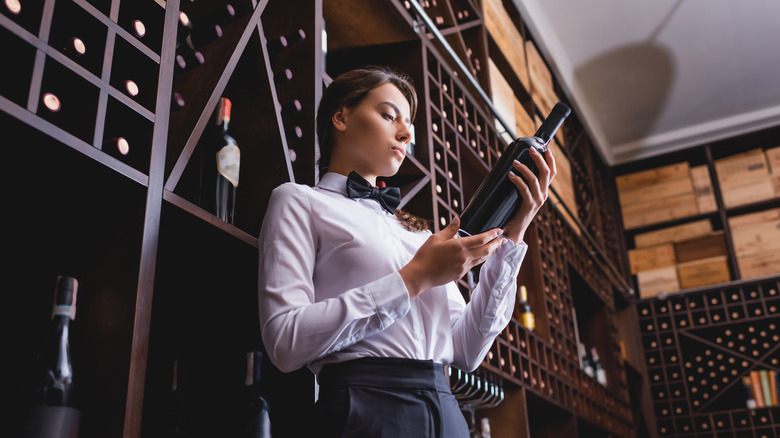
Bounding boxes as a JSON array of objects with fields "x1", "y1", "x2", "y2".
[{"x1": 399, "y1": 217, "x2": 506, "y2": 299}]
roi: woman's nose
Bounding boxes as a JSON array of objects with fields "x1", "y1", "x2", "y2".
[{"x1": 397, "y1": 123, "x2": 412, "y2": 144}]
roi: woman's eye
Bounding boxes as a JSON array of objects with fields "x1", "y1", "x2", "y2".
[{"x1": 382, "y1": 113, "x2": 395, "y2": 121}]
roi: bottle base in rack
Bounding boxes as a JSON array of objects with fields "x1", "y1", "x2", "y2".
[{"x1": 215, "y1": 176, "x2": 237, "y2": 225}]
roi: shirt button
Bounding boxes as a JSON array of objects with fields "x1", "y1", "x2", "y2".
[{"x1": 416, "y1": 332, "x2": 425, "y2": 341}]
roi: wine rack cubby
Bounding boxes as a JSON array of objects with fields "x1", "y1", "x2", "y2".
[{"x1": 638, "y1": 277, "x2": 780, "y2": 437}]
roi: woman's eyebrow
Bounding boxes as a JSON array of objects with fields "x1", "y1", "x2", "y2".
[{"x1": 379, "y1": 101, "x2": 411, "y2": 126}]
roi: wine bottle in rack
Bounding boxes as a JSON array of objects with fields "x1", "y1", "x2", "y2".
[
  {"x1": 242, "y1": 352, "x2": 271, "y2": 438},
  {"x1": 267, "y1": 29, "x2": 306, "y2": 62},
  {"x1": 286, "y1": 126, "x2": 303, "y2": 141},
  {"x1": 457, "y1": 103, "x2": 571, "y2": 236},
  {"x1": 171, "y1": 92, "x2": 186, "y2": 111},
  {"x1": 591, "y1": 347, "x2": 607, "y2": 386},
  {"x1": 25, "y1": 276, "x2": 81, "y2": 438},
  {"x1": 212, "y1": 98, "x2": 239, "y2": 224},
  {"x1": 175, "y1": 46, "x2": 205, "y2": 73},
  {"x1": 5, "y1": 0, "x2": 21, "y2": 15},
  {"x1": 579, "y1": 342, "x2": 594, "y2": 378},
  {"x1": 167, "y1": 359, "x2": 185, "y2": 437},
  {"x1": 273, "y1": 68, "x2": 293, "y2": 84},
  {"x1": 61, "y1": 37, "x2": 87, "y2": 59},
  {"x1": 516, "y1": 285, "x2": 535, "y2": 331},
  {"x1": 104, "y1": 137, "x2": 130, "y2": 156},
  {"x1": 280, "y1": 100, "x2": 302, "y2": 117}
]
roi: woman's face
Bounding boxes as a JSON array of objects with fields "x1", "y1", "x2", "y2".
[{"x1": 331, "y1": 83, "x2": 413, "y2": 181}]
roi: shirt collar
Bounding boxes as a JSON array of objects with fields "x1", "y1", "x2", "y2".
[{"x1": 316, "y1": 172, "x2": 349, "y2": 196}]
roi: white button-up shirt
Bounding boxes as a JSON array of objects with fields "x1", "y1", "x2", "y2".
[{"x1": 258, "y1": 172, "x2": 527, "y2": 376}]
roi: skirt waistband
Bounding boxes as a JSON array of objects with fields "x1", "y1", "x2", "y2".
[{"x1": 318, "y1": 357, "x2": 450, "y2": 393}]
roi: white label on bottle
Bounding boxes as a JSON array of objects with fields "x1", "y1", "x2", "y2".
[
  {"x1": 216, "y1": 141, "x2": 240, "y2": 188},
  {"x1": 597, "y1": 369, "x2": 607, "y2": 385},
  {"x1": 53, "y1": 304, "x2": 75, "y2": 320}
]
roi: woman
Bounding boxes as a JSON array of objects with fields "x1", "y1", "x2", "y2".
[{"x1": 258, "y1": 66, "x2": 556, "y2": 437}]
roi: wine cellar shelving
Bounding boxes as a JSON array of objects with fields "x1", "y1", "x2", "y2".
[
  {"x1": 637, "y1": 277, "x2": 780, "y2": 437},
  {"x1": 5, "y1": 0, "x2": 649, "y2": 437}
]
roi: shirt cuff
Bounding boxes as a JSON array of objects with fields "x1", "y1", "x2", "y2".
[
  {"x1": 365, "y1": 271, "x2": 411, "y2": 329},
  {"x1": 485, "y1": 239, "x2": 527, "y2": 280}
]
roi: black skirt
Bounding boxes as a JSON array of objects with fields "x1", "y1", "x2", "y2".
[{"x1": 314, "y1": 357, "x2": 470, "y2": 438}]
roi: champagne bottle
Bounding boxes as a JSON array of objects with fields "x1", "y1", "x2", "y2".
[
  {"x1": 26, "y1": 276, "x2": 81, "y2": 438},
  {"x1": 213, "y1": 97, "x2": 239, "y2": 224},
  {"x1": 457, "y1": 103, "x2": 570, "y2": 236},
  {"x1": 579, "y1": 342, "x2": 594, "y2": 378},
  {"x1": 591, "y1": 347, "x2": 607, "y2": 386},
  {"x1": 242, "y1": 352, "x2": 271, "y2": 438},
  {"x1": 517, "y1": 285, "x2": 535, "y2": 331}
]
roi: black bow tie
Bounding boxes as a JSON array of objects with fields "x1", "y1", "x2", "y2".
[{"x1": 346, "y1": 171, "x2": 401, "y2": 214}]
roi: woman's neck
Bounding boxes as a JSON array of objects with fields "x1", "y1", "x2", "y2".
[{"x1": 327, "y1": 163, "x2": 377, "y2": 187}]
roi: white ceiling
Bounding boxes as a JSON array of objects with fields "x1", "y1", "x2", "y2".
[{"x1": 513, "y1": 0, "x2": 780, "y2": 165}]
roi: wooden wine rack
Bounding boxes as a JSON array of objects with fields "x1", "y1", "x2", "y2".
[
  {"x1": 4, "y1": 0, "x2": 646, "y2": 437},
  {"x1": 637, "y1": 276, "x2": 780, "y2": 437}
]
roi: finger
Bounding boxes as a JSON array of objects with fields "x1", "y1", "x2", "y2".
[
  {"x1": 461, "y1": 227, "x2": 503, "y2": 249},
  {"x1": 438, "y1": 216, "x2": 460, "y2": 239},
  {"x1": 529, "y1": 147, "x2": 551, "y2": 188},
  {"x1": 512, "y1": 161, "x2": 542, "y2": 200},
  {"x1": 508, "y1": 171, "x2": 533, "y2": 203},
  {"x1": 468, "y1": 238, "x2": 506, "y2": 264},
  {"x1": 545, "y1": 148, "x2": 557, "y2": 181}
]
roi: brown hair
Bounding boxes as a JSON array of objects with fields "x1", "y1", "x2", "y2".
[{"x1": 317, "y1": 66, "x2": 430, "y2": 232}]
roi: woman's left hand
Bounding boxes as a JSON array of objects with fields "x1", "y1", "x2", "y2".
[{"x1": 502, "y1": 147, "x2": 557, "y2": 244}]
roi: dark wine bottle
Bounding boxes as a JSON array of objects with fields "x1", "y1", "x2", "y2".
[
  {"x1": 171, "y1": 92, "x2": 186, "y2": 111},
  {"x1": 61, "y1": 37, "x2": 86, "y2": 59},
  {"x1": 213, "y1": 97, "x2": 239, "y2": 223},
  {"x1": 457, "y1": 102, "x2": 570, "y2": 236},
  {"x1": 267, "y1": 29, "x2": 306, "y2": 61},
  {"x1": 242, "y1": 352, "x2": 271, "y2": 438},
  {"x1": 273, "y1": 68, "x2": 293, "y2": 84},
  {"x1": 26, "y1": 276, "x2": 81, "y2": 438},
  {"x1": 280, "y1": 100, "x2": 301, "y2": 117},
  {"x1": 175, "y1": 46, "x2": 205, "y2": 73}
]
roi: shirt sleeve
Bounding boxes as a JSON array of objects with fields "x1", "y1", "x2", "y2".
[
  {"x1": 258, "y1": 184, "x2": 411, "y2": 373},
  {"x1": 448, "y1": 239, "x2": 527, "y2": 371}
]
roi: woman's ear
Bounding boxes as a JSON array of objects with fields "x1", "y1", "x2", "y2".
[{"x1": 332, "y1": 107, "x2": 349, "y2": 132}]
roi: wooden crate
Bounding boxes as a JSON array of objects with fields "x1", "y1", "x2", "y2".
[
  {"x1": 618, "y1": 175, "x2": 694, "y2": 207},
  {"x1": 547, "y1": 140, "x2": 580, "y2": 235},
  {"x1": 637, "y1": 266, "x2": 680, "y2": 299},
  {"x1": 525, "y1": 40, "x2": 558, "y2": 116},
  {"x1": 677, "y1": 256, "x2": 731, "y2": 289},
  {"x1": 730, "y1": 221, "x2": 780, "y2": 257},
  {"x1": 622, "y1": 192, "x2": 698, "y2": 230},
  {"x1": 767, "y1": 146, "x2": 780, "y2": 173},
  {"x1": 628, "y1": 243, "x2": 676, "y2": 274},
  {"x1": 720, "y1": 172, "x2": 776, "y2": 208},
  {"x1": 728, "y1": 209, "x2": 780, "y2": 229},
  {"x1": 634, "y1": 219, "x2": 712, "y2": 248},
  {"x1": 690, "y1": 165, "x2": 717, "y2": 213},
  {"x1": 514, "y1": 99, "x2": 535, "y2": 138},
  {"x1": 616, "y1": 162, "x2": 690, "y2": 191},
  {"x1": 489, "y1": 58, "x2": 517, "y2": 135},
  {"x1": 673, "y1": 231, "x2": 727, "y2": 264},
  {"x1": 483, "y1": 0, "x2": 529, "y2": 89},
  {"x1": 738, "y1": 249, "x2": 780, "y2": 279},
  {"x1": 714, "y1": 148, "x2": 768, "y2": 184}
]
